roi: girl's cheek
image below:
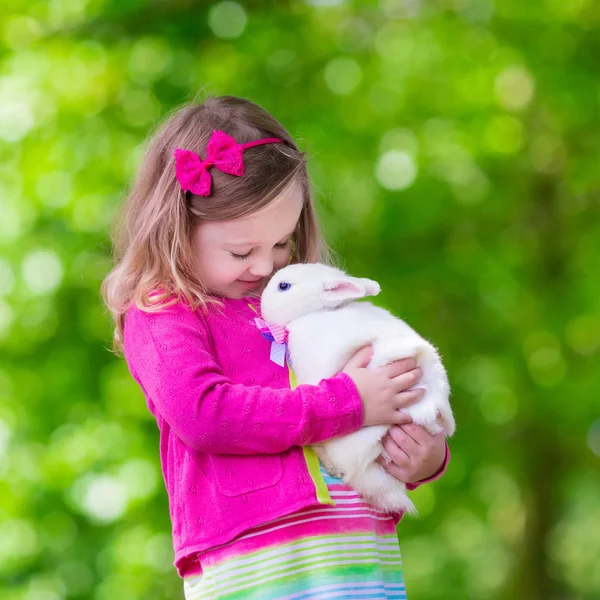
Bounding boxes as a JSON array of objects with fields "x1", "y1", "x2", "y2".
[
  {"x1": 230, "y1": 262, "x2": 247, "y2": 278},
  {"x1": 275, "y1": 249, "x2": 291, "y2": 269}
]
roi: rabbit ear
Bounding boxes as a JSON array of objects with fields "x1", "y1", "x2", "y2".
[
  {"x1": 321, "y1": 277, "x2": 379, "y2": 306},
  {"x1": 352, "y1": 277, "x2": 380, "y2": 297}
]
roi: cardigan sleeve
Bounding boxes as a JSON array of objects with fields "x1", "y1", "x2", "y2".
[{"x1": 123, "y1": 302, "x2": 364, "y2": 455}]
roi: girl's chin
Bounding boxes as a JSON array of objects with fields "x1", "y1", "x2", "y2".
[{"x1": 214, "y1": 281, "x2": 266, "y2": 300}]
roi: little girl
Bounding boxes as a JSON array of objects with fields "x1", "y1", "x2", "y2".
[{"x1": 102, "y1": 96, "x2": 449, "y2": 599}]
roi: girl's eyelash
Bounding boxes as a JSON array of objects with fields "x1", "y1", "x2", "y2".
[{"x1": 230, "y1": 240, "x2": 290, "y2": 260}]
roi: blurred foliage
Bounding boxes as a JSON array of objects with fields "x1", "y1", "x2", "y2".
[{"x1": 1, "y1": 0, "x2": 599, "y2": 599}]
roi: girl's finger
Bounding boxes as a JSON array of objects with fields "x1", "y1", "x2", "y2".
[
  {"x1": 391, "y1": 410, "x2": 414, "y2": 426},
  {"x1": 391, "y1": 424, "x2": 422, "y2": 447},
  {"x1": 378, "y1": 357, "x2": 417, "y2": 379},
  {"x1": 377, "y1": 456, "x2": 398, "y2": 472},
  {"x1": 394, "y1": 388, "x2": 425, "y2": 409},
  {"x1": 383, "y1": 435, "x2": 410, "y2": 463},
  {"x1": 377, "y1": 456, "x2": 395, "y2": 474},
  {"x1": 344, "y1": 345, "x2": 374, "y2": 369},
  {"x1": 392, "y1": 367, "x2": 422, "y2": 392},
  {"x1": 389, "y1": 427, "x2": 419, "y2": 454},
  {"x1": 399, "y1": 423, "x2": 430, "y2": 444},
  {"x1": 382, "y1": 461, "x2": 410, "y2": 483}
]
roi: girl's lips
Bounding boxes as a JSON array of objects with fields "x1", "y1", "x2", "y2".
[{"x1": 237, "y1": 279, "x2": 262, "y2": 287}]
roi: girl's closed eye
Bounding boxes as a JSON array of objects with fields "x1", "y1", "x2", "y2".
[{"x1": 230, "y1": 240, "x2": 290, "y2": 260}]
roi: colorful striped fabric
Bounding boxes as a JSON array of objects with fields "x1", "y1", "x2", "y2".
[{"x1": 183, "y1": 466, "x2": 407, "y2": 600}]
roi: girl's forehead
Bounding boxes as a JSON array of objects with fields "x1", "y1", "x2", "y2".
[{"x1": 209, "y1": 180, "x2": 304, "y2": 245}]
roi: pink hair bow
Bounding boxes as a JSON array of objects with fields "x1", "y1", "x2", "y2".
[{"x1": 174, "y1": 129, "x2": 282, "y2": 197}]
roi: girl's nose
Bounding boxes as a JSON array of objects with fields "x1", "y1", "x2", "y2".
[{"x1": 249, "y1": 253, "x2": 274, "y2": 278}]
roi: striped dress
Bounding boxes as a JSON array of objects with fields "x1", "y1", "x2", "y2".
[{"x1": 183, "y1": 465, "x2": 406, "y2": 600}]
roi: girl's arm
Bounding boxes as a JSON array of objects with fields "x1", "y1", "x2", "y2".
[{"x1": 124, "y1": 302, "x2": 364, "y2": 455}]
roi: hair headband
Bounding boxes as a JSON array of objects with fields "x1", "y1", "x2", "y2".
[{"x1": 173, "y1": 129, "x2": 283, "y2": 197}]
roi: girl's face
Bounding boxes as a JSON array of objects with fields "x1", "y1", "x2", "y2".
[{"x1": 192, "y1": 179, "x2": 304, "y2": 299}]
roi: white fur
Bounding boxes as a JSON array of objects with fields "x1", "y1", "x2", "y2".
[{"x1": 260, "y1": 263, "x2": 455, "y2": 514}]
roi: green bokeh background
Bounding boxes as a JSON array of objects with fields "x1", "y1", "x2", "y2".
[{"x1": 1, "y1": 0, "x2": 599, "y2": 599}]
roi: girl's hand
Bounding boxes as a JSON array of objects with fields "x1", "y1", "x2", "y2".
[
  {"x1": 342, "y1": 346, "x2": 423, "y2": 427},
  {"x1": 376, "y1": 424, "x2": 446, "y2": 483}
]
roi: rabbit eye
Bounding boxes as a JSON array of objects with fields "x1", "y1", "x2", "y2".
[{"x1": 278, "y1": 282, "x2": 292, "y2": 291}]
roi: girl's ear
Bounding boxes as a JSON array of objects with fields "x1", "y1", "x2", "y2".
[{"x1": 321, "y1": 277, "x2": 380, "y2": 305}]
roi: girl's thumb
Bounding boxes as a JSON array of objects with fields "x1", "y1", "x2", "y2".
[{"x1": 346, "y1": 345, "x2": 374, "y2": 369}]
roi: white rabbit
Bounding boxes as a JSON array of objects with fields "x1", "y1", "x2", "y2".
[{"x1": 260, "y1": 263, "x2": 455, "y2": 514}]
